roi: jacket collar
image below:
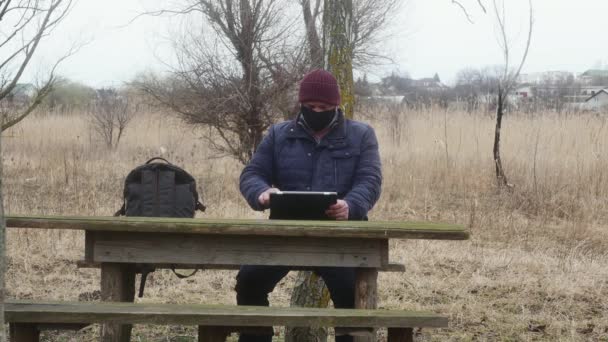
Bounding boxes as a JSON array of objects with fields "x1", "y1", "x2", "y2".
[{"x1": 287, "y1": 109, "x2": 347, "y2": 142}]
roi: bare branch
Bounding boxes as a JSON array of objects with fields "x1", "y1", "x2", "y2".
[
  {"x1": 505, "y1": 0, "x2": 533, "y2": 92},
  {"x1": 452, "y1": 0, "x2": 474, "y2": 24},
  {"x1": 0, "y1": 0, "x2": 77, "y2": 131},
  {"x1": 0, "y1": 0, "x2": 72, "y2": 101},
  {"x1": 476, "y1": 0, "x2": 487, "y2": 13},
  {"x1": 122, "y1": 2, "x2": 201, "y2": 28}
]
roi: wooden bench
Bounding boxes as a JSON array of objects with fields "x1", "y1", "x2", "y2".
[{"x1": 5, "y1": 301, "x2": 448, "y2": 342}]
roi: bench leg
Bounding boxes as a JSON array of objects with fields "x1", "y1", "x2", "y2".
[
  {"x1": 388, "y1": 328, "x2": 414, "y2": 342},
  {"x1": 10, "y1": 323, "x2": 39, "y2": 342},
  {"x1": 354, "y1": 268, "x2": 378, "y2": 342},
  {"x1": 198, "y1": 326, "x2": 229, "y2": 342},
  {"x1": 100, "y1": 263, "x2": 136, "y2": 342}
]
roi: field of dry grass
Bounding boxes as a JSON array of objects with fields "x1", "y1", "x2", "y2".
[{"x1": 2, "y1": 106, "x2": 607, "y2": 341}]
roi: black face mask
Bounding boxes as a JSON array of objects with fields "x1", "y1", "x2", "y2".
[{"x1": 301, "y1": 106, "x2": 336, "y2": 132}]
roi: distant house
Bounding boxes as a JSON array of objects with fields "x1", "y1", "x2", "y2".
[
  {"x1": 583, "y1": 89, "x2": 608, "y2": 111},
  {"x1": 518, "y1": 71, "x2": 574, "y2": 84},
  {"x1": 513, "y1": 84, "x2": 533, "y2": 98},
  {"x1": 579, "y1": 86, "x2": 606, "y2": 97},
  {"x1": 411, "y1": 73, "x2": 447, "y2": 92}
]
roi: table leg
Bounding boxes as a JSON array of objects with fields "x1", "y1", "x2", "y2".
[
  {"x1": 10, "y1": 323, "x2": 39, "y2": 342},
  {"x1": 100, "y1": 263, "x2": 136, "y2": 342},
  {"x1": 388, "y1": 328, "x2": 414, "y2": 342},
  {"x1": 354, "y1": 267, "x2": 378, "y2": 342}
]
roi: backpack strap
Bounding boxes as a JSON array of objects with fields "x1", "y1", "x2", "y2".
[
  {"x1": 114, "y1": 201, "x2": 126, "y2": 216},
  {"x1": 171, "y1": 265, "x2": 199, "y2": 279},
  {"x1": 145, "y1": 157, "x2": 172, "y2": 165},
  {"x1": 196, "y1": 201, "x2": 206, "y2": 212},
  {"x1": 137, "y1": 264, "x2": 156, "y2": 298}
]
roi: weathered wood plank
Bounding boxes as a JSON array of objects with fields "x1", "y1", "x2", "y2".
[
  {"x1": 76, "y1": 261, "x2": 406, "y2": 272},
  {"x1": 380, "y1": 240, "x2": 389, "y2": 266},
  {"x1": 354, "y1": 268, "x2": 379, "y2": 342},
  {"x1": 92, "y1": 233, "x2": 386, "y2": 268},
  {"x1": 4, "y1": 301, "x2": 449, "y2": 328},
  {"x1": 36, "y1": 323, "x2": 89, "y2": 331},
  {"x1": 100, "y1": 263, "x2": 135, "y2": 342},
  {"x1": 5, "y1": 215, "x2": 469, "y2": 240},
  {"x1": 355, "y1": 268, "x2": 378, "y2": 310},
  {"x1": 388, "y1": 328, "x2": 414, "y2": 342},
  {"x1": 9, "y1": 323, "x2": 39, "y2": 342}
]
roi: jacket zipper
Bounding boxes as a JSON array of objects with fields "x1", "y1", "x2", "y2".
[
  {"x1": 155, "y1": 169, "x2": 160, "y2": 216},
  {"x1": 334, "y1": 159, "x2": 338, "y2": 185}
]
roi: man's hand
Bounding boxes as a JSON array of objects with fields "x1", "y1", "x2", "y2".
[
  {"x1": 258, "y1": 187, "x2": 279, "y2": 208},
  {"x1": 326, "y1": 200, "x2": 349, "y2": 220}
]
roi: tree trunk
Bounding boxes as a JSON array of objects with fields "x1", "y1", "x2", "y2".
[
  {"x1": 493, "y1": 87, "x2": 509, "y2": 188},
  {"x1": 0, "y1": 126, "x2": 6, "y2": 342},
  {"x1": 285, "y1": 271, "x2": 331, "y2": 342},
  {"x1": 323, "y1": 0, "x2": 355, "y2": 119},
  {"x1": 302, "y1": 0, "x2": 323, "y2": 69}
]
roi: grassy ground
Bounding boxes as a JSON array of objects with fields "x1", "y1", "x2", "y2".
[{"x1": 2, "y1": 107, "x2": 607, "y2": 341}]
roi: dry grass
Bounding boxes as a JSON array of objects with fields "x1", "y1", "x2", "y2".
[{"x1": 2, "y1": 107, "x2": 608, "y2": 341}]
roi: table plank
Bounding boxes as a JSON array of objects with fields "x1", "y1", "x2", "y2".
[
  {"x1": 92, "y1": 232, "x2": 386, "y2": 267},
  {"x1": 6, "y1": 215, "x2": 468, "y2": 240},
  {"x1": 75, "y1": 261, "x2": 407, "y2": 272},
  {"x1": 5, "y1": 301, "x2": 449, "y2": 328}
]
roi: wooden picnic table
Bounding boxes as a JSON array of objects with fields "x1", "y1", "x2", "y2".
[{"x1": 6, "y1": 214, "x2": 468, "y2": 342}]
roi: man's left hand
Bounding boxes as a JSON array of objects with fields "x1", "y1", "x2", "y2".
[{"x1": 326, "y1": 200, "x2": 349, "y2": 220}]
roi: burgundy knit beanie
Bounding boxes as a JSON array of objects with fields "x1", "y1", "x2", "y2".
[{"x1": 298, "y1": 69, "x2": 341, "y2": 106}]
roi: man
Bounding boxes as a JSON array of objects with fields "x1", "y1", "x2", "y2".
[{"x1": 237, "y1": 69, "x2": 382, "y2": 342}]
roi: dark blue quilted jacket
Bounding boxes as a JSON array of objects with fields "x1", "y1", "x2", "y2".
[{"x1": 240, "y1": 111, "x2": 382, "y2": 220}]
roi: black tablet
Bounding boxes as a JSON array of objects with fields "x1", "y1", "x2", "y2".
[{"x1": 269, "y1": 191, "x2": 338, "y2": 220}]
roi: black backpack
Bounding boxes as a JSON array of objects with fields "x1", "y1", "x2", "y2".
[
  {"x1": 115, "y1": 157, "x2": 205, "y2": 296},
  {"x1": 115, "y1": 157, "x2": 206, "y2": 217}
]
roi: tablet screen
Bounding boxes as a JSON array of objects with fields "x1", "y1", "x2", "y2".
[{"x1": 269, "y1": 191, "x2": 338, "y2": 220}]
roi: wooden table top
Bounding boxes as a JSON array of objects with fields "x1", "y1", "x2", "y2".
[{"x1": 6, "y1": 214, "x2": 469, "y2": 240}]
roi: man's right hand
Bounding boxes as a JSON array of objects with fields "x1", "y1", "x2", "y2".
[{"x1": 258, "y1": 187, "x2": 279, "y2": 208}]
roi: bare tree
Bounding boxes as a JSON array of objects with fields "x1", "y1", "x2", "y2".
[
  {"x1": 452, "y1": 0, "x2": 533, "y2": 187},
  {"x1": 0, "y1": 125, "x2": 5, "y2": 342},
  {"x1": 0, "y1": 1, "x2": 74, "y2": 338},
  {"x1": 0, "y1": 0, "x2": 76, "y2": 132},
  {"x1": 299, "y1": 0, "x2": 402, "y2": 70},
  {"x1": 89, "y1": 88, "x2": 137, "y2": 150},
  {"x1": 491, "y1": 0, "x2": 533, "y2": 188},
  {"x1": 134, "y1": 0, "x2": 307, "y2": 165}
]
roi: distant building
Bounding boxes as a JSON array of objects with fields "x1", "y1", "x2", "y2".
[
  {"x1": 513, "y1": 84, "x2": 533, "y2": 98},
  {"x1": 410, "y1": 73, "x2": 447, "y2": 91},
  {"x1": 518, "y1": 71, "x2": 575, "y2": 84},
  {"x1": 583, "y1": 89, "x2": 608, "y2": 111}
]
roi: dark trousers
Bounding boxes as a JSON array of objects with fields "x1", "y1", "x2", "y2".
[{"x1": 235, "y1": 265, "x2": 356, "y2": 342}]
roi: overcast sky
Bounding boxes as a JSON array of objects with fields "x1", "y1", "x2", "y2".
[{"x1": 24, "y1": 0, "x2": 608, "y2": 87}]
